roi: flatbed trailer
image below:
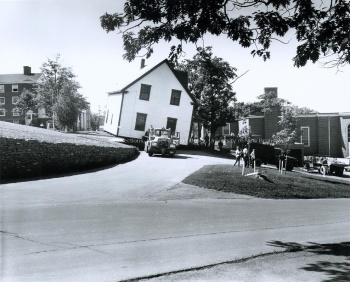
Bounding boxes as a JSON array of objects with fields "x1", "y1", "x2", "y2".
[{"x1": 304, "y1": 156, "x2": 350, "y2": 176}]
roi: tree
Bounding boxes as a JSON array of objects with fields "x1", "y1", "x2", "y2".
[
  {"x1": 16, "y1": 55, "x2": 89, "y2": 130},
  {"x1": 54, "y1": 84, "x2": 89, "y2": 131},
  {"x1": 90, "y1": 113, "x2": 101, "y2": 131},
  {"x1": 177, "y1": 47, "x2": 237, "y2": 141},
  {"x1": 36, "y1": 55, "x2": 78, "y2": 121},
  {"x1": 272, "y1": 104, "x2": 316, "y2": 146},
  {"x1": 272, "y1": 105, "x2": 300, "y2": 145},
  {"x1": 100, "y1": 0, "x2": 350, "y2": 67},
  {"x1": 15, "y1": 88, "x2": 38, "y2": 115}
]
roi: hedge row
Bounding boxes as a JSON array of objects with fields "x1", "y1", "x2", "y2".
[{"x1": 0, "y1": 136, "x2": 139, "y2": 183}]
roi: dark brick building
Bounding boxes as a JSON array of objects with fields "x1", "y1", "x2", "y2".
[
  {"x1": 240, "y1": 88, "x2": 350, "y2": 158},
  {"x1": 0, "y1": 66, "x2": 43, "y2": 125}
]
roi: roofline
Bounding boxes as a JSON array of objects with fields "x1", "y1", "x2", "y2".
[
  {"x1": 107, "y1": 90, "x2": 127, "y2": 95},
  {"x1": 120, "y1": 59, "x2": 168, "y2": 92},
  {"x1": 119, "y1": 59, "x2": 197, "y2": 104}
]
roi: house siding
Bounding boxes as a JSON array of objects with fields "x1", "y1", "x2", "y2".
[
  {"x1": 109, "y1": 62, "x2": 193, "y2": 145},
  {"x1": 298, "y1": 116, "x2": 318, "y2": 155},
  {"x1": 0, "y1": 83, "x2": 35, "y2": 123},
  {"x1": 249, "y1": 117, "x2": 265, "y2": 139},
  {"x1": 340, "y1": 115, "x2": 350, "y2": 157},
  {"x1": 104, "y1": 93, "x2": 123, "y2": 135},
  {"x1": 316, "y1": 116, "x2": 342, "y2": 157},
  {"x1": 264, "y1": 106, "x2": 280, "y2": 140}
]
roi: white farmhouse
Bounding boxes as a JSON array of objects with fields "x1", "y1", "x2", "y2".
[{"x1": 104, "y1": 59, "x2": 196, "y2": 145}]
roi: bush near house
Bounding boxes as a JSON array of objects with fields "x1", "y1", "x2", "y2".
[{"x1": 0, "y1": 121, "x2": 139, "y2": 183}]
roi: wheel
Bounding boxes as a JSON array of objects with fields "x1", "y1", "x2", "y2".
[
  {"x1": 320, "y1": 166, "x2": 328, "y2": 175},
  {"x1": 148, "y1": 151, "x2": 153, "y2": 157}
]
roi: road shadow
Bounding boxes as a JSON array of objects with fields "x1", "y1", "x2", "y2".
[
  {"x1": 149, "y1": 154, "x2": 192, "y2": 159},
  {"x1": 177, "y1": 149, "x2": 236, "y2": 160},
  {"x1": 267, "y1": 240, "x2": 350, "y2": 282}
]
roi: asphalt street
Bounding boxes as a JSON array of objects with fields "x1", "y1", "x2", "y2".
[{"x1": 0, "y1": 148, "x2": 349, "y2": 281}]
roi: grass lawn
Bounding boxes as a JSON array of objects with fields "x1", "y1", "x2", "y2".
[{"x1": 182, "y1": 164, "x2": 350, "y2": 199}]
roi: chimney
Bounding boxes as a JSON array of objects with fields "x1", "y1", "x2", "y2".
[
  {"x1": 140, "y1": 59, "x2": 146, "y2": 69},
  {"x1": 23, "y1": 66, "x2": 31, "y2": 75},
  {"x1": 264, "y1": 87, "x2": 278, "y2": 98}
]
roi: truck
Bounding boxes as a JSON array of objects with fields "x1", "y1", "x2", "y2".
[
  {"x1": 304, "y1": 155, "x2": 350, "y2": 176},
  {"x1": 144, "y1": 127, "x2": 178, "y2": 157},
  {"x1": 248, "y1": 143, "x2": 299, "y2": 171}
]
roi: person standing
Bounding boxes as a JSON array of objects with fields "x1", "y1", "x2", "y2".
[
  {"x1": 204, "y1": 134, "x2": 209, "y2": 147},
  {"x1": 250, "y1": 149, "x2": 256, "y2": 168},
  {"x1": 234, "y1": 146, "x2": 241, "y2": 166},
  {"x1": 243, "y1": 145, "x2": 249, "y2": 167}
]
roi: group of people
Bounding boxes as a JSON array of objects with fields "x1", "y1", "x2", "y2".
[{"x1": 234, "y1": 146, "x2": 255, "y2": 167}]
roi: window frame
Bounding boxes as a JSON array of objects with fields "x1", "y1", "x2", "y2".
[
  {"x1": 139, "y1": 84, "x2": 151, "y2": 101},
  {"x1": 170, "y1": 89, "x2": 181, "y2": 106},
  {"x1": 300, "y1": 126, "x2": 310, "y2": 147},
  {"x1": 12, "y1": 108, "x2": 20, "y2": 116},
  {"x1": 12, "y1": 96, "x2": 19, "y2": 104},
  {"x1": 0, "y1": 109, "x2": 5, "y2": 116},
  {"x1": 0, "y1": 97, "x2": 5, "y2": 105},
  {"x1": 166, "y1": 117, "x2": 177, "y2": 135},
  {"x1": 12, "y1": 84, "x2": 18, "y2": 92},
  {"x1": 135, "y1": 112, "x2": 147, "y2": 131},
  {"x1": 0, "y1": 85, "x2": 4, "y2": 93},
  {"x1": 222, "y1": 123, "x2": 230, "y2": 135},
  {"x1": 347, "y1": 124, "x2": 350, "y2": 143}
]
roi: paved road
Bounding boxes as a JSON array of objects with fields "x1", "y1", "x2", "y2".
[{"x1": 1, "y1": 151, "x2": 349, "y2": 281}]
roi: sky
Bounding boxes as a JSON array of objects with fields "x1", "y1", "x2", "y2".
[{"x1": 0, "y1": 0, "x2": 349, "y2": 114}]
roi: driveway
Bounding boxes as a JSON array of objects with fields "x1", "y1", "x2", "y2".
[{"x1": 1, "y1": 151, "x2": 349, "y2": 281}]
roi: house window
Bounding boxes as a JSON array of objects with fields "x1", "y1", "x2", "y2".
[
  {"x1": 12, "y1": 96, "x2": 19, "y2": 104},
  {"x1": 13, "y1": 108, "x2": 20, "y2": 116},
  {"x1": 0, "y1": 97, "x2": 5, "y2": 105},
  {"x1": 348, "y1": 124, "x2": 350, "y2": 142},
  {"x1": 166, "y1": 117, "x2": 177, "y2": 135},
  {"x1": 0, "y1": 85, "x2": 4, "y2": 93},
  {"x1": 110, "y1": 114, "x2": 113, "y2": 125},
  {"x1": 139, "y1": 84, "x2": 151, "y2": 101},
  {"x1": 300, "y1": 127, "x2": 310, "y2": 146},
  {"x1": 12, "y1": 85, "x2": 18, "y2": 92},
  {"x1": 135, "y1": 113, "x2": 147, "y2": 131},
  {"x1": 0, "y1": 109, "x2": 5, "y2": 116},
  {"x1": 222, "y1": 123, "x2": 230, "y2": 135},
  {"x1": 13, "y1": 120, "x2": 19, "y2": 124},
  {"x1": 170, "y1": 89, "x2": 181, "y2": 106}
]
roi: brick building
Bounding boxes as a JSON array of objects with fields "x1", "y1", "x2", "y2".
[
  {"x1": 239, "y1": 88, "x2": 350, "y2": 158},
  {"x1": 0, "y1": 66, "x2": 44, "y2": 125}
]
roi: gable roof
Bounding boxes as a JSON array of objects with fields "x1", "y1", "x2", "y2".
[
  {"x1": 0, "y1": 73, "x2": 42, "y2": 84},
  {"x1": 109, "y1": 59, "x2": 197, "y2": 104}
]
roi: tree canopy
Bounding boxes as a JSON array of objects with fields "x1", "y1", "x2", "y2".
[
  {"x1": 177, "y1": 47, "x2": 237, "y2": 139},
  {"x1": 100, "y1": 0, "x2": 350, "y2": 67},
  {"x1": 16, "y1": 55, "x2": 89, "y2": 130}
]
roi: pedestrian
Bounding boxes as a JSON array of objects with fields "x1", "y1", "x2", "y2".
[
  {"x1": 250, "y1": 149, "x2": 255, "y2": 168},
  {"x1": 234, "y1": 146, "x2": 241, "y2": 166},
  {"x1": 218, "y1": 139, "x2": 223, "y2": 152},
  {"x1": 204, "y1": 134, "x2": 209, "y2": 147},
  {"x1": 243, "y1": 145, "x2": 249, "y2": 167}
]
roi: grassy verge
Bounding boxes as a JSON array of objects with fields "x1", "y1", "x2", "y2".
[{"x1": 182, "y1": 165, "x2": 350, "y2": 199}]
